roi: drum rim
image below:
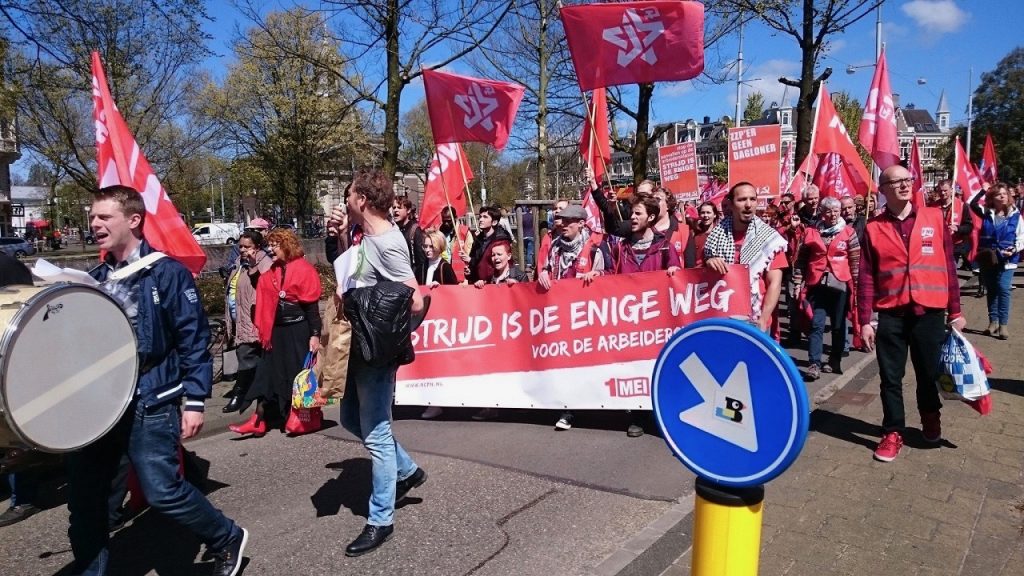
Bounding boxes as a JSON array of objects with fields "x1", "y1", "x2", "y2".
[{"x1": 0, "y1": 282, "x2": 139, "y2": 452}]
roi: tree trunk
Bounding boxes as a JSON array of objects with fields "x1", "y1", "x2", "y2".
[
  {"x1": 793, "y1": 0, "x2": 817, "y2": 169},
  {"x1": 535, "y1": 0, "x2": 549, "y2": 200},
  {"x1": 381, "y1": 0, "x2": 402, "y2": 178},
  {"x1": 632, "y1": 83, "x2": 655, "y2": 186}
]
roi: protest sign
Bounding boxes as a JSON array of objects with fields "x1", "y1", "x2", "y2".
[
  {"x1": 728, "y1": 125, "x2": 782, "y2": 206},
  {"x1": 658, "y1": 142, "x2": 700, "y2": 201},
  {"x1": 396, "y1": 267, "x2": 751, "y2": 410}
]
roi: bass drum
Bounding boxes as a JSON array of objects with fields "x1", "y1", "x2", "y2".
[{"x1": 0, "y1": 283, "x2": 138, "y2": 452}]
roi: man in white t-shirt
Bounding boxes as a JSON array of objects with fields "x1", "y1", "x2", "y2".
[{"x1": 332, "y1": 170, "x2": 426, "y2": 557}]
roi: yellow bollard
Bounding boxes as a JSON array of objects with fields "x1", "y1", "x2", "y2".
[{"x1": 691, "y1": 477, "x2": 765, "y2": 576}]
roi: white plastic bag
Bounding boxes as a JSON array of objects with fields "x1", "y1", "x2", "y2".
[{"x1": 937, "y1": 328, "x2": 991, "y2": 402}]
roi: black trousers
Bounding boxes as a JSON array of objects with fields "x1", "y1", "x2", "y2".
[{"x1": 875, "y1": 310, "x2": 946, "y2": 432}]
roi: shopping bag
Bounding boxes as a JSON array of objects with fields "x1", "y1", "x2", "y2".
[
  {"x1": 292, "y1": 352, "x2": 336, "y2": 409},
  {"x1": 316, "y1": 296, "x2": 351, "y2": 401},
  {"x1": 284, "y1": 407, "x2": 323, "y2": 435},
  {"x1": 937, "y1": 328, "x2": 992, "y2": 414}
]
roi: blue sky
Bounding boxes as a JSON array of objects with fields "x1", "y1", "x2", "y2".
[{"x1": 196, "y1": 1, "x2": 1020, "y2": 148}]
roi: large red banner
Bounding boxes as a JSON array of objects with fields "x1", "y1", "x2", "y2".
[
  {"x1": 396, "y1": 267, "x2": 751, "y2": 410},
  {"x1": 728, "y1": 125, "x2": 781, "y2": 206},
  {"x1": 658, "y1": 142, "x2": 700, "y2": 201}
]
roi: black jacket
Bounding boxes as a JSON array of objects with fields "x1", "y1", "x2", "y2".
[
  {"x1": 343, "y1": 282, "x2": 415, "y2": 368},
  {"x1": 468, "y1": 226, "x2": 513, "y2": 283}
]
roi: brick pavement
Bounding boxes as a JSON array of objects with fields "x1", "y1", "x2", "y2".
[{"x1": 662, "y1": 281, "x2": 1024, "y2": 576}]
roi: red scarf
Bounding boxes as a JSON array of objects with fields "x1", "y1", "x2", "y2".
[{"x1": 255, "y1": 257, "x2": 322, "y2": 349}]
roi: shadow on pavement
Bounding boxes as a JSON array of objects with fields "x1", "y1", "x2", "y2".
[
  {"x1": 990, "y1": 377, "x2": 1024, "y2": 397},
  {"x1": 313, "y1": 458, "x2": 371, "y2": 519},
  {"x1": 809, "y1": 410, "x2": 880, "y2": 451}
]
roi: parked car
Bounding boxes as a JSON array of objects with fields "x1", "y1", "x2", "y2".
[
  {"x1": 192, "y1": 222, "x2": 241, "y2": 246},
  {"x1": 0, "y1": 237, "x2": 37, "y2": 258}
]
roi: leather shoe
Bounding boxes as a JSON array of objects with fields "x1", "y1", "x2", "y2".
[
  {"x1": 346, "y1": 524, "x2": 393, "y2": 556},
  {"x1": 396, "y1": 468, "x2": 427, "y2": 502},
  {"x1": 229, "y1": 414, "x2": 266, "y2": 437}
]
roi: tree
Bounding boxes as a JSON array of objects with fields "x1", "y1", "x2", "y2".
[
  {"x1": 718, "y1": 1, "x2": 884, "y2": 168},
  {"x1": 237, "y1": 0, "x2": 513, "y2": 178},
  {"x1": 399, "y1": 100, "x2": 436, "y2": 181},
  {"x1": 969, "y1": 47, "x2": 1024, "y2": 182},
  {"x1": 743, "y1": 92, "x2": 765, "y2": 126},
  {"x1": 710, "y1": 160, "x2": 729, "y2": 182},
  {"x1": 203, "y1": 9, "x2": 371, "y2": 229},
  {"x1": 3, "y1": 0, "x2": 215, "y2": 192},
  {"x1": 468, "y1": 0, "x2": 578, "y2": 199}
]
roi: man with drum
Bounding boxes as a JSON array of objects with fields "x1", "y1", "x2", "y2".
[{"x1": 67, "y1": 185, "x2": 248, "y2": 576}]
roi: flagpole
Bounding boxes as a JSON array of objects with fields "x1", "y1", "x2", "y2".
[
  {"x1": 578, "y1": 88, "x2": 616, "y2": 198},
  {"x1": 801, "y1": 81, "x2": 825, "y2": 193},
  {"x1": 430, "y1": 143, "x2": 469, "y2": 267}
]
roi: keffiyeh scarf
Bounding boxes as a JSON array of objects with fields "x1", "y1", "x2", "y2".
[
  {"x1": 704, "y1": 216, "x2": 788, "y2": 321},
  {"x1": 549, "y1": 230, "x2": 587, "y2": 278}
]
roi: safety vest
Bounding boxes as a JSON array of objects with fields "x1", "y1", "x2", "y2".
[
  {"x1": 537, "y1": 231, "x2": 554, "y2": 271},
  {"x1": 571, "y1": 233, "x2": 604, "y2": 276},
  {"x1": 803, "y1": 226, "x2": 855, "y2": 286},
  {"x1": 866, "y1": 207, "x2": 949, "y2": 310},
  {"x1": 668, "y1": 221, "x2": 690, "y2": 259}
]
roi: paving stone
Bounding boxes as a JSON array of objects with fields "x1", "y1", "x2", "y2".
[
  {"x1": 993, "y1": 448, "x2": 1024, "y2": 468},
  {"x1": 762, "y1": 502, "x2": 828, "y2": 535},
  {"x1": 863, "y1": 507, "x2": 938, "y2": 541},
  {"x1": 907, "y1": 492, "x2": 982, "y2": 529},
  {"x1": 889, "y1": 472, "x2": 954, "y2": 502},
  {"x1": 762, "y1": 531, "x2": 847, "y2": 569},
  {"x1": 1001, "y1": 422, "x2": 1024, "y2": 438},
  {"x1": 830, "y1": 544, "x2": 925, "y2": 576},
  {"x1": 927, "y1": 464, "x2": 990, "y2": 491},
  {"x1": 959, "y1": 535, "x2": 1020, "y2": 576},
  {"x1": 818, "y1": 515, "x2": 893, "y2": 550},
  {"x1": 970, "y1": 431, "x2": 1024, "y2": 453},
  {"x1": 882, "y1": 535, "x2": 967, "y2": 570}
]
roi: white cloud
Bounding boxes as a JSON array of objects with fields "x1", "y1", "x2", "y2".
[
  {"x1": 661, "y1": 82, "x2": 695, "y2": 97},
  {"x1": 734, "y1": 59, "x2": 801, "y2": 111},
  {"x1": 901, "y1": 0, "x2": 970, "y2": 35},
  {"x1": 824, "y1": 39, "x2": 847, "y2": 55}
]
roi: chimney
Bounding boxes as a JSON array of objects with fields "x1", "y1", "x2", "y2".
[
  {"x1": 703, "y1": 116, "x2": 711, "y2": 124},
  {"x1": 892, "y1": 92, "x2": 900, "y2": 109}
]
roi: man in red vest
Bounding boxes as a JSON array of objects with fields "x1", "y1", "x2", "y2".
[
  {"x1": 858, "y1": 166, "x2": 966, "y2": 463},
  {"x1": 933, "y1": 179, "x2": 974, "y2": 269}
]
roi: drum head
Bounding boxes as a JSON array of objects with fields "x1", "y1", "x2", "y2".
[{"x1": 2, "y1": 284, "x2": 138, "y2": 451}]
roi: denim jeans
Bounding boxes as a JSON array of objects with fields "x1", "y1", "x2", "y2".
[
  {"x1": 67, "y1": 401, "x2": 237, "y2": 575},
  {"x1": 875, "y1": 310, "x2": 946, "y2": 432},
  {"x1": 340, "y1": 354, "x2": 418, "y2": 527},
  {"x1": 7, "y1": 470, "x2": 37, "y2": 507},
  {"x1": 981, "y1": 266, "x2": 1014, "y2": 325},
  {"x1": 807, "y1": 285, "x2": 848, "y2": 367}
]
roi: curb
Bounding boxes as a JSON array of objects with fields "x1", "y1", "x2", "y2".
[{"x1": 596, "y1": 347, "x2": 878, "y2": 576}]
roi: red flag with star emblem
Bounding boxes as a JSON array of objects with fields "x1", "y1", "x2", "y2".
[
  {"x1": 857, "y1": 51, "x2": 900, "y2": 170},
  {"x1": 419, "y1": 143, "x2": 474, "y2": 229},
  {"x1": 422, "y1": 68, "x2": 525, "y2": 151},
  {"x1": 580, "y1": 88, "x2": 611, "y2": 182},
  {"x1": 954, "y1": 136, "x2": 984, "y2": 203},
  {"x1": 560, "y1": 1, "x2": 705, "y2": 91},
  {"x1": 909, "y1": 135, "x2": 927, "y2": 207},
  {"x1": 91, "y1": 52, "x2": 205, "y2": 273}
]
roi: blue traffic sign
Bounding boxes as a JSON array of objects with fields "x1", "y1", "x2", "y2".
[{"x1": 652, "y1": 318, "x2": 809, "y2": 487}]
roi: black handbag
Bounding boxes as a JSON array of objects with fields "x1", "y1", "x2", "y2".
[{"x1": 343, "y1": 282, "x2": 415, "y2": 368}]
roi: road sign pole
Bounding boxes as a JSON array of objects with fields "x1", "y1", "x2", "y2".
[{"x1": 691, "y1": 477, "x2": 764, "y2": 576}]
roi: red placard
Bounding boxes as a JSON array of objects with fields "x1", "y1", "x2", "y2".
[
  {"x1": 396, "y1": 267, "x2": 751, "y2": 410},
  {"x1": 658, "y1": 142, "x2": 700, "y2": 201},
  {"x1": 728, "y1": 125, "x2": 781, "y2": 206}
]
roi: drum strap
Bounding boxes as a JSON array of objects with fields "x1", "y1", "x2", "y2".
[{"x1": 109, "y1": 252, "x2": 167, "y2": 281}]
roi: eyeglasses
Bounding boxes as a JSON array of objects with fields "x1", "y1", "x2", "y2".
[{"x1": 881, "y1": 177, "x2": 913, "y2": 187}]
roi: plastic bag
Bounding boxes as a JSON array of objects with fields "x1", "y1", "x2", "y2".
[
  {"x1": 292, "y1": 352, "x2": 337, "y2": 409},
  {"x1": 285, "y1": 407, "x2": 323, "y2": 435},
  {"x1": 937, "y1": 328, "x2": 992, "y2": 414}
]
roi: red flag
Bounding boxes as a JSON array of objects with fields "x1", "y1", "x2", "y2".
[
  {"x1": 422, "y1": 69, "x2": 525, "y2": 151},
  {"x1": 418, "y1": 143, "x2": 474, "y2": 229},
  {"x1": 787, "y1": 153, "x2": 818, "y2": 201},
  {"x1": 954, "y1": 137, "x2": 984, "y2": 203},
  {"x1": 582, "y1": 188, "x2": 604, "y2": 233},
  {"x1": 981, "y1": 133, "x2": 998, "y2": 183},
  {"x1": 812, "y1": 83, "x2": 873, "y2": 196},
  {"x1": 908, "y1": 136, "x2": 927, "y2": 207},
  {"x1": 580, "y1": 88, "x2": 611, "y2": 182},
  {"x1": 91, "y1": 52, "x2": 205, "y2": 273},
  {"x1": 700, "y1": 178, "x2": 727, "y2": 206},
  {"x1": 812, "y1": 153, "x2": 863, "y2": 199},
  {"x1": 779, "y1": 142, "x2": 795, "y2": 193},
  {"x1": 857, "y1": 51, "x2": 900, "y2": 170},
  {"x1": 560, "y1": 1, "x2": 705, "y2": 91}
]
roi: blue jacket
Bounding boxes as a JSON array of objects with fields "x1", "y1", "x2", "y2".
[
  {"x1": 90, "y1": 240, "x2": 213, "y2": 412},
  {"x1": 979, "y1": 209, "x2": 1023, "y2": 268}
]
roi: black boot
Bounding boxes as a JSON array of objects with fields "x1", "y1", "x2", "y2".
[
  {"x1": 223, "y1": 371, "x2": 255, "y2": 413},
  {"x1": 346, "y1": 524, "x2": 393, "y2": 556}
]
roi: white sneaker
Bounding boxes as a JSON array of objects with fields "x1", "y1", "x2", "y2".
[
  {"x1": 555, "y1": 412, "x2": 574, "y2": 430},
  {"x1": 421, "y1": 406, "x2": 443, "y2": 420}
]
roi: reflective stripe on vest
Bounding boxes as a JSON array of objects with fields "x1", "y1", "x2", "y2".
[{"x1": 867, "y1": 207, "x2": 949, "y2": 310}]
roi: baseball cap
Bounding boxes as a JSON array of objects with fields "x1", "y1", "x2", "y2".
[{"x1": 249, "y1": 218, "x2": 270, "y2": 230}]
